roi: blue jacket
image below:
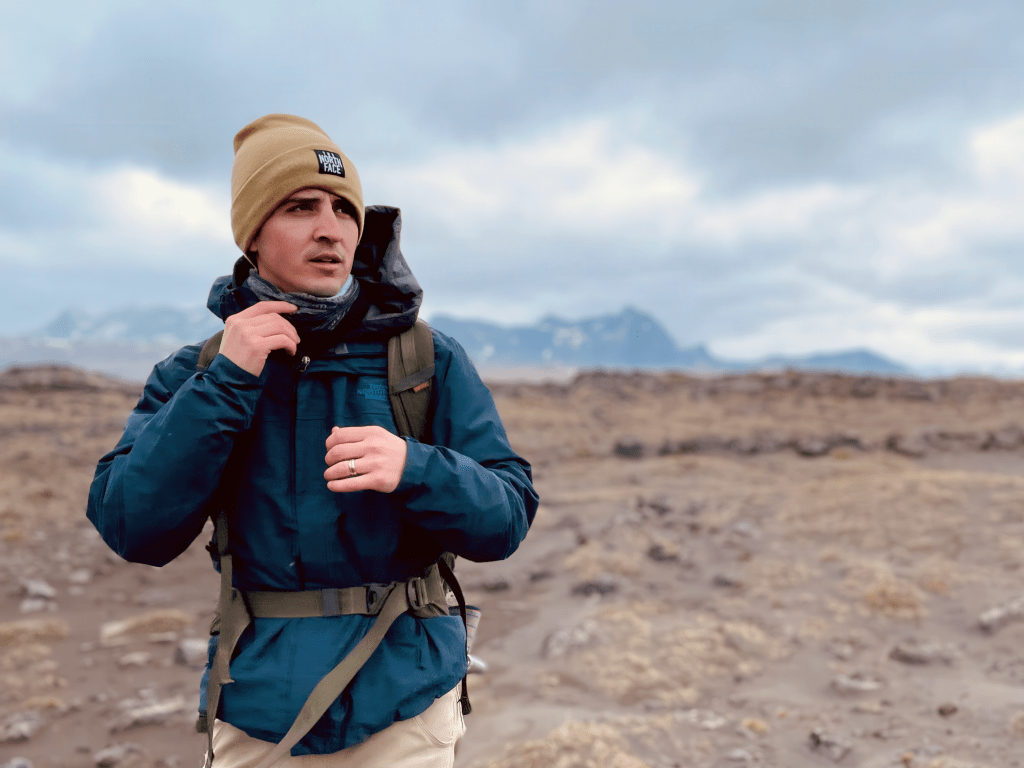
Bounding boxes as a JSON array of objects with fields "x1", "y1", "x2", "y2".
[{"x1": 86, "y1": 208, "x2": 538, "y2": 754}]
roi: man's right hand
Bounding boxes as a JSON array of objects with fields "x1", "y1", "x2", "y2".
[{"x1": 218, "y1": 301, "x2": 300, "y2": 376}]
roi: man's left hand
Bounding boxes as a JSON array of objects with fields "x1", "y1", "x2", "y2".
[{"x1": 324, "y1": 426, "x2": 408, "y2": 493}]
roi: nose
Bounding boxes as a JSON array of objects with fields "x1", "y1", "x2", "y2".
[{"x1": 312, "y1": 204, "x2": 344, "y2": 242}]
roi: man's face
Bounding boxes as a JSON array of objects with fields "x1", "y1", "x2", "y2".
[{"x1": 250, "y1": 188, "x2": 359, "y2": 297}]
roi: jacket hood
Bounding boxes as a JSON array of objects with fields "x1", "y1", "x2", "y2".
[{"x1": 207, "y1": 205, "x2": 422, "y2": 341}]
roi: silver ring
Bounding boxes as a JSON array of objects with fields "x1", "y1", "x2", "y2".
[{"x1": 348, "y1": 458, "x2": 357, "y2": 477}]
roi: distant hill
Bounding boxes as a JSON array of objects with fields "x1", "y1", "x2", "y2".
[
  {"x1": 38, "y1": 307, "x2": 223, "y2": 345},
  {"x1": 432, "y1": 307, "x2": 910, "y2": 375},
  {"x1": 431, "y1": 307, "x2": 719, "y2": 369},
  {"x1": 754, "y1": 349, "x2": 908, "y2": 376},
  {"x1": 0, "y1": 304, "x2": 912, "y2": 380}
]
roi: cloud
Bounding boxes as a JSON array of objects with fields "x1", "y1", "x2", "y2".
[
  {"x1": 4, "y1": 0, "x2": 1024, "y2": 371},
  {"x1": 369, "y1": 120, "x2": 699, "y2": 241},
  {"x1": 91, "y1": 168, "x2": 231, "y2": 250}
]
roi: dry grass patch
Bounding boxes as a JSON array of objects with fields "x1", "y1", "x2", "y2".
[
  {"x1": 543, "y1": 605, "x2": 789, "y2": 707},
  {"x1": 477, "y1": 721, "x2": 651, "y2": 768}
]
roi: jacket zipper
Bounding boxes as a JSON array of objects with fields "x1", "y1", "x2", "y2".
[{"x1": 291, "y1": 354, "x2": 310, "y2": 586}]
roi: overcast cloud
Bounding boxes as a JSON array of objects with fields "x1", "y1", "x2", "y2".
[{"x1": 3, "y1": 0, "x2": 1024, "y2": 372}]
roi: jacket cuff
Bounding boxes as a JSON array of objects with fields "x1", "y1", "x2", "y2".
[
  {"x1": 204, "y1": 352, "x2": 265, "y2": 388},
  {"x1": 396, "y1": 437, "x2": 429, "y2": 493}
]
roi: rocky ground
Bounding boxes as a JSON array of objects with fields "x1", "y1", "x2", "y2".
[{"x1": 1, "y1": 365, "x2": 1024, "y2": 768}]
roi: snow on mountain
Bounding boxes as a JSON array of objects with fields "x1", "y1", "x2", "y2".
[
  {"x1": 36, "y1": 307, "x2": 223, "y2": 345},
  {"x1": 432, "y1": 306, "x2": 719, "y2": 368},
  {"x1": 1, "y1": 304, "x2": 912, "y2": 380}
]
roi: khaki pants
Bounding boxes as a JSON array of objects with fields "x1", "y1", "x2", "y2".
[{"x1": 210, "y1": 687, "x2": 466, "y2": 768}]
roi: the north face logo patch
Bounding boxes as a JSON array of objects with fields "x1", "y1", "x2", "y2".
[
  {"x1": 315, "y1": 150, "x2": 346, "y2": 177},
  {"x1": 358, "y1": 384, "x2": 389, "y2": 403}
]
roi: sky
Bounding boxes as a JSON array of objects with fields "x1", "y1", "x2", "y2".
[{"x1": 3, "y1": 0, "x2": 1024, "y2": 373}]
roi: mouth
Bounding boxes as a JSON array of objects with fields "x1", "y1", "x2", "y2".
[{"x1": 309, "y1": 254, "x2": 342, "y2": 265}]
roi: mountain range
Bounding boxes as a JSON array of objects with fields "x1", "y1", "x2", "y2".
[
  {"x1": 430, "y1": 307, "x2": 907, "y2": 375},
  {"x1": 0, "y1": 305, "x2": 909, "y2": 380}
]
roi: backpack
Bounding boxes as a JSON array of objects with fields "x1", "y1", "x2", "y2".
[{"x1": 195, "y1": 318, "x2": 470, "y2": 768}]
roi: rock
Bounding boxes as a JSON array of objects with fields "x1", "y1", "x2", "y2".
[
  {"x1": 0, "y1": 758, "x2": 33, "y2": 768},
  {"x1": 132, "y1": 589, "x2": 174, "y2": 607},
  {"x1": 20, "y1": 578, "x2": 56, "y2": 599},
  {"x1": 978, "y1": 596, "x2": 1024, "y2": 633},
  {"x1": 926, "y1": 429, "x2": 987, "y2": 451},
  {"x1": 730, "y1": 520, "x2": 760, "y2": 538},
  {"x1": 675, "y1": 708, "x2": 728, "y2": 730},
  {"x1": 0, "y1": 711, "x2": 44, "y2": 744},
  {"x1": 175, "y1": 638, "x2": 208, "y2": 669},
  {"x1": 938, "y1": 703, "x2": 958, "y2": 717},
  {"x1": 889, "y1": 640, "x2": 959, "y2": 665},
  {"x1": 93, "y1": 742, "x2": 145, "y2": 768},
  {"x1": 18, "y1": 599, "x2": 55, "y2": 614},
  {"x1": 712, "y1": 574, "x2": 743, "y2": 589},
  {"x1": 809, "y1": 728, "x2": 852, "y2": 761},
  {"x1": 731, "y1": 432, "x2": 790, "y2": 455},
  {"x1": 99, "y1": 609, "x2": 194, "y2": 646},
  {"x1": 646, "y1": 543, "x2": 679, "y2": 562},
  {"x1": 986, "y1": 425, "x2": 1024, "y2": 450},
  {"x1": 613, "y1": 436, "x2": 646, "y2": 459},
  {"x1": 830, "y1": 672, "x2": 885, "y2": 695},
  {"x1": 571, "y1": 578, "x2": 616, "y2": 597},
  {"x1": 116, "y1": 652, "x2": 152, "y2": 668},
  {"x1": 68, "y1": 569, "x2": 93, "y2": 585},
  {"x1": 659, "y1": 435, "x2": 729, "y2": 455},
  {"x1": 110, "y1": 696, "x2": 188, "y2": 732},
  {"x1": 795, "y1": 436, "x2": 832, "y2": 457},
  {"x1": 886, "y1": 433, "x2": 928, "y2": 457},
  {"x1": 544, "y1": 619, "x2": 601, "y2": 659}
]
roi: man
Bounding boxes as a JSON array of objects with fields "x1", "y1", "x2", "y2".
[{"x1": 87, "y1": 114, "x2": 538, "y2": 767}]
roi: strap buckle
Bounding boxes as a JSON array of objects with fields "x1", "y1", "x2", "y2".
[
  {"x1": 406, "y1": 577, "x2": 429, "y2": 610},
  {"x1": 365, "y1": 583, "x2": 390, "y2": 614},
  {"x1": 322, "y1": 588, "x2": 341, "y2": 617}
]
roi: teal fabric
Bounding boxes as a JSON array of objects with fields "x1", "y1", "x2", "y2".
[{"x1": 86, "y1": 209, "x2": 537, "y2": 755}]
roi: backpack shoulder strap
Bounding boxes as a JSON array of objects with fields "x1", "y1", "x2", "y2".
[
  {"x1": 387, "y1": 319, "x2": 435, "y2": 442},
  {"x1": 387, "y1": 320, "x2": 471, "y2": 715},
  {"x1": 197, "y1": 330, "x2": 224, "y2": 370}
]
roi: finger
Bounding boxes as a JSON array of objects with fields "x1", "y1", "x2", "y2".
[
  {"x1": 324, "y1": 453, "x2": 363, "y2": 479},
  {"x1": 262, "y1": 333, "x2": 299, "y2": 356},
  {"x1": 262, "y1": 317, "x2": 301, "y2": 345},
  {"x1": 325, "y1": 426, "x2": 375, "y2": 449},
  {"x1": 324, "y1": 443, "x2": 359, "y2": 465},
  {"x1": 244, "y1": 301, "x2": 298, "y2": 316},
  {"x1": 327, "y1": 474, "x2": 374, "y2": 493}
]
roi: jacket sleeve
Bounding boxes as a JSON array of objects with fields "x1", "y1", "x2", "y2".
[
  {"x1": 86, "y1": 347, "x2": 265, "y2": 566},
  {"x1": 395, "y1": 329, "x2": 539, "y2": 562}
]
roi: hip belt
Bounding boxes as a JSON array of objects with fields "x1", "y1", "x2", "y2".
[{"x1": 202, "y1": 510, "x2": 455, "y2": 768}]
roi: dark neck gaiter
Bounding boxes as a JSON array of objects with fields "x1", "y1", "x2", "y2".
[{"x1": 242, "y1": 271, "x2": 363, "y2": 348}]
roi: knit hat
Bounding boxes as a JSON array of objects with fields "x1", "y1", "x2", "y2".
[{"x1": 230, "y1": 114, "x2": 364, "y2": 253}]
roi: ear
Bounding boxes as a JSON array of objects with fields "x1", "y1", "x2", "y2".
[{"x1": 244, "y1": 231, "x2": 259, "y2": 269}]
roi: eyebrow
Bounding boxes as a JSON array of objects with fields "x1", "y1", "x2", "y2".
[{"x1": 283, "y1": 195, "x2": 320, "y2": 206}]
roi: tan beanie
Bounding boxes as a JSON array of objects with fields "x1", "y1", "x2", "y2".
[{"x1": 230, "y1": 114, "x2": 364, "y2": 253}]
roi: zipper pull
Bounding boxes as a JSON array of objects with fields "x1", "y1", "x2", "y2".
[{"x1": 296, "y1": 355, "x2": 310, "y2": 372}]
